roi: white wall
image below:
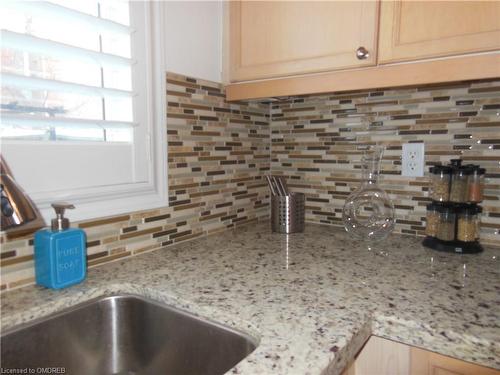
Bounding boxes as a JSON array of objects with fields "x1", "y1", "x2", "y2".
[{"x1": 163, "y1": 1, "x2": 222, "y2": 83}]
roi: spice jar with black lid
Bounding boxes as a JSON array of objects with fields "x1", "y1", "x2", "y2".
[
  {"x1": 468, "y1": 165, "x2": 486, "y2": 203},
  {"x1": 436, "y1": 205, "x2": 456, "y2": 242},
  {"x1": 457, "y1": 205, "x2": 481, "y2": 242},
  {"x1": 425, "y1": 203, "x2": 440, "y2": 237},
  {"x1": 450, "y1": 165, "x2": 472, "y2": 203},
  {"x1": 429, "y1": 165, "x2": 452, "y2": 202}
]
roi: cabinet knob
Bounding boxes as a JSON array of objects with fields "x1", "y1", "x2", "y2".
[{"x1": 356, "y1": 46, "x2": 369, "y2": 60}]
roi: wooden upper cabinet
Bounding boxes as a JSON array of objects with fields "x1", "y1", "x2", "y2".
[
  {"x1": 225, "y1": 1, "x2": 500, "y2": 101},
  {"x1": 379, "y1": 1, "x2": 500, "y2": 63},
  {"x1": 228, "y1": 1, "x2": 379, "y2": 82}
]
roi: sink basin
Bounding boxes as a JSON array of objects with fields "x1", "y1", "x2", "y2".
[{"x1": 1, "y1": 294, "x2": 257, "y2": 375}]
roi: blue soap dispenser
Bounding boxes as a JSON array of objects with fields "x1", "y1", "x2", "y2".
[{"x1": 34, "y1": 203, "x2": 87, "y2": 289}]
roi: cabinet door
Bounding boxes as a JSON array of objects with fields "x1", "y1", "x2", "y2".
[
  {"x1": 355, "y1": 336, "x2": 411, "y2": 375},
  {"x1": 229, "y1": 1, "x2": 378, "y2": 82},
  {"x1": 344, "y1": 336, "x2": 500, "y2": 375},
  {"x1": 379, "y1": 1, "x2": 500, "y2": 63},
  {"x1": 410, "y1": 347, "x2": 499, "y2": 375}
]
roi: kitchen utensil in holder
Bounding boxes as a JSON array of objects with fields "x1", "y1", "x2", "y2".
[{"x1": 271, "y1": 193, "x2": 305, "y2": 234}]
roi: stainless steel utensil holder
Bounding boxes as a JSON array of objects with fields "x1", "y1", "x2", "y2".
[{"x1": 271, "y1": 193, "x2": 305, "y2": 233}]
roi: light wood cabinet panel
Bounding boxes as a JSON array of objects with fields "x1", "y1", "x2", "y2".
[
  {"x1": 355, "y1": 336, "x2": 410, "y2": 375},
  {"x1": 225, "y1": 1, "x2": 500, "y2": 100},
  {"x1": 379, "y1": 1, "x2": 500, "y2": 63},
  {"x1": 411, "y1": 346, "x2": 499, "y2": 375},
  {"x1": 341, "y1": 336, "x2": 499, "y2": 375},
  {"x1": 226, "y1": 54, "x2": 500, "y2": 101},
  {"x1": 229, "y1": 1, "x2": 379, "y2": 82},
  {"x1": 341, "y1": 361, "x2": 355, "y2": 375}
]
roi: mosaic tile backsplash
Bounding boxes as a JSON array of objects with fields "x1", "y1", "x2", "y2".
[
  {"x1": 0, "y1": 73, "x2": 270, "y2": 291},
  {"x1": 1, "y1": 74, "x2": 499, "y2": 291},
  {"x1": 270, "y1": 79, "x2": 500, "y2": 247}
]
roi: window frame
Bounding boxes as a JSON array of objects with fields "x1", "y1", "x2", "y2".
[{"x1": 0, "y1": 1, "x2": 168, "y2": 223}]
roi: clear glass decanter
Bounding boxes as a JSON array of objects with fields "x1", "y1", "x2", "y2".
[{"x1": 342, "y1": 146, "x2": 395, "y2": 241}]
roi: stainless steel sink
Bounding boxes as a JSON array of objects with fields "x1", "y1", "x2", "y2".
[{"x1": 1, "y1": 294, "x2": 257, "y2": 375}]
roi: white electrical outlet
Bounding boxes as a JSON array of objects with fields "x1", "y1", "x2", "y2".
[{"x1": 402, "y1": 143, "x2": 425, "y2": 177}]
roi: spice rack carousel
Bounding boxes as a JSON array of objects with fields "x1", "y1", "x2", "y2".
[{"x1": 423, "y1": 159, "x2": 485, "y2": 254}]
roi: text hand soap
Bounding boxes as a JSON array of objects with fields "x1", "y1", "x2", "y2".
[{"x1": 34, "y1": 203, "x2": 86, "y2": 289}]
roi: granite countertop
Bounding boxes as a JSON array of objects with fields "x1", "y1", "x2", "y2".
[{"x1": 1, "y1": 222, "x2": 499, "y2": 374}]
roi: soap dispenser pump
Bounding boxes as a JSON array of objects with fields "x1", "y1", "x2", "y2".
[{"x1": 34, "y1": 203, "x2": 87, "y2": 289}]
